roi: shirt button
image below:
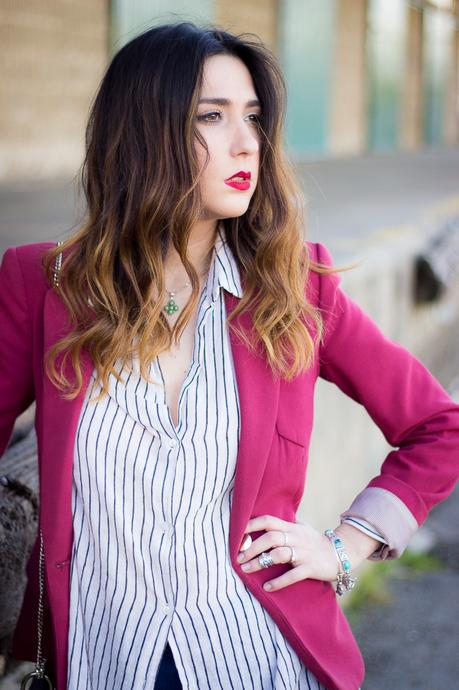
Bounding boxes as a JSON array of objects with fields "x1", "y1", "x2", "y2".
[
  {"x1": 169, "y1": 439, "x2": 177, "y2": 448},
  {"x1": 160, "y1": 522, "x2": 168, "y2": 533},
  {"x1": 163, "y1": 604, "x2": 171, "y2": 615}
]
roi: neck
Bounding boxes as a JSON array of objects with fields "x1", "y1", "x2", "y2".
[{"x1": 163, "y1": 219, "x2": 219, "y2": 289}]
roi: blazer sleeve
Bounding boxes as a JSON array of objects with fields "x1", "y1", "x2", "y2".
[
  {"x1": 315, "y1": 241, "x2": 459, "y2": 557},
  {"x1": 0, "y1": 246, "x2": 35, "y2": 458}
]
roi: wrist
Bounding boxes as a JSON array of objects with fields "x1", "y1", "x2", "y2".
[
  {"x1": 333, "y1": 522, "x2": 381, "y2": 565},
  {"x1": 323, "y1": 527, "x2": 359, "y2": 595}
]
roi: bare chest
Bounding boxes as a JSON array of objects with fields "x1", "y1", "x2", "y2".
[{"x1": 158, "y1": 309, "x2": 199, "y2": 428}]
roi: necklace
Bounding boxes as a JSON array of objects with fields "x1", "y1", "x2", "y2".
[
  {"x1": 163, "y1": 267, "x2": 211, "y2": 316},
  {"x1": 163, "y1": 280, "x2": 192, "y2": 315}
]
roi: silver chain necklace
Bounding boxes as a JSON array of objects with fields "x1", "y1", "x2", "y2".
[
  {"x1": 163, "y1": 268, "x2": 210, "y2": 316},
  {"x1": 163, "y1": 280, "x2": 192, "y2": 315}
]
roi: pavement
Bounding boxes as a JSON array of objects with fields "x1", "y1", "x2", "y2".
[
  {"x1": 297, "y1": 144, "x2": 459, "y2": 253},
  {"x1": 351, "y1": 482, "x2": 459, "y2": 690}
]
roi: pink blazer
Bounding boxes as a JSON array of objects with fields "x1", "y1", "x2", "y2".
[{"x1": 1, "y1": 240, "x2": 458, "y2": 690}]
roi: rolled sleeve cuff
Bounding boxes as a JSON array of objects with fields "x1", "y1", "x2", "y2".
[
  {"x1": 340, "y1": 486, "x2": 419, "y2": 560},
  {"x1": 341, "y1": 516, "x2": 387, "y2": 543}
]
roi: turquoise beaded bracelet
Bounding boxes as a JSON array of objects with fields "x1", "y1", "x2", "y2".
[{"x1": 324, "y1": 528, "x2": 358, "y2": 595}]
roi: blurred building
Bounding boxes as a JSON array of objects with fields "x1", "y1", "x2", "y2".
[{"x1": 0, "y1": 0, "x2": 458, "y2": 181}]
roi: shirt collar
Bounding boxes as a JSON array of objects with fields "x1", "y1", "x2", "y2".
[{"x1": 205, "y1": 221, "x2": 243, "y2": 303}]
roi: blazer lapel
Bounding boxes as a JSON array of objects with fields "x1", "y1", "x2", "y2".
[
  {"x1": 224, "y1": 291, "x2": 280, "y2": 561},
  {"x1": 40, "y1": 288, "x2": 94, "y2": 560}
]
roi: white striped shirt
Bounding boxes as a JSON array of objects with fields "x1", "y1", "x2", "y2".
[{"x1": 66, "y1": 225, "x2": 375, "y2": 689}]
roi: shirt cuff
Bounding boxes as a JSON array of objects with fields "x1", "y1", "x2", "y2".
[
  {"x1": 340, "y1": 486, "x2": 419, "y2": 560},
  {"x1": 341, "y1": 516, "x2": 387, "y2": 543}
]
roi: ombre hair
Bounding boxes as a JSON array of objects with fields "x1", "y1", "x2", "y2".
[{"x1": 42, "y1": 21, "x2": 346, "y2": 401}]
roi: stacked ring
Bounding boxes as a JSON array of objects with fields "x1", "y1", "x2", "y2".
[{"x1": 258, "y1": 552, "x2": 274, "y2": 568}]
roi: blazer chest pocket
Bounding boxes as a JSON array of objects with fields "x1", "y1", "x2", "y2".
[{"x1": 264, "y1": 423, "x2": 308, "y2": 506}]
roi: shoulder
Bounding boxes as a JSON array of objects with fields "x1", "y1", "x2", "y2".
[
  {"x1": 8, "y1": 240, "x2": 56, "y2": 264},
  {"x1": 303, "y1": 240, "x2": 339, "y2": 309},
  {"x1": 1, "y1": 241, "x2": 57, "y2": 296},
  {"x1": 303, "y1": 240, "x2": 335, "y2": 267}
]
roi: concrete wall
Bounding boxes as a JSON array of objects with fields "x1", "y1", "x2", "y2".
[{"x1": 0, "y1": 0, "x2": 108, "y2": 182}]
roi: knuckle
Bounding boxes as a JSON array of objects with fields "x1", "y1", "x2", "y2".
[
  {"x1": 276, "y1": 546, "x2": 287, "y2": 560},
  {"x1": 284, "y1": 546, "x2": 293, "y2": 560},
  {"x1": 297, "y1": 563, "x2": 308, "y2": 577}
]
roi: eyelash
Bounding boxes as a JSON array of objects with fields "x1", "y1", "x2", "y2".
[{"x1": 197, "y1": 110, "x2": 261, "y2": 125}]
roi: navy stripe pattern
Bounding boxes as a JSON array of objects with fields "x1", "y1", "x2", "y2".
[{"x1": 67, "y1": 225, "x2": 369, "y2": 689}]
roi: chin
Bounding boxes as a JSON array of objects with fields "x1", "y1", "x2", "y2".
[{"x1": 213, "y1": 202, "x2": 252, "y2": 220}]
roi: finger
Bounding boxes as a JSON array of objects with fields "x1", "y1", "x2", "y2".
[
  {"x1": 245, "y1": 514, "x2": 287, "y2": 534},
  {"x1": 238, "y1": 530, "x2": 286, "y2": 564},
  {"x1": 263, "y1": 565, "x2": 308, "y2": 592},
  {"x1": 240, "y1": 546, "x2": 292, "y2": 572}
]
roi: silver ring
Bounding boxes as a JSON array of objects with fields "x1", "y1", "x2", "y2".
[
  {"x1": 288, "y1": 545, "x2": 297, "y2": 564},
  {"x1": 282, "y1": 531, "x2": 289, "y2": 547},
  {"x1": 258, "y1": 551, "x2": 274, "y2": 569}
]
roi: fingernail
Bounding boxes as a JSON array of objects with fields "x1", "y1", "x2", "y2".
[
  {"x1": 240, "y1": 534, "x2": 252, "y2": 552},
  {"x1": 263, "y1": 582, "x2": 272, "y2": 591},
  {"x1": 241, "y1": 563, "x2": 250, "y2": 571},
  {"x1": 237, "y1": 553, "x2": 244, "y2": 563}
]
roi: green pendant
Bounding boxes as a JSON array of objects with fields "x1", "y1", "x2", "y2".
[{"x1": 164, "y1": 297, "x2": 179, "y2": 315}]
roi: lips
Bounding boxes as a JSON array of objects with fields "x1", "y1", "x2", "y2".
[
  {"x1": 225, "y1": 170, "x2": 251, "y2": 182},
  {"x1": 224, "y1": 170, "x2": 251, "y2": 191}
]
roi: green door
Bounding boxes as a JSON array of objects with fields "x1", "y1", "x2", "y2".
[
  {"x1": 279, "y1": 0, "x2": 336, "y2": 157},
  {"x1": 423, "y1": 7, "x2": 455, "y2": 145},
  {"x1": 367, "y1": 0, "x2": 407, "y2": 151}
]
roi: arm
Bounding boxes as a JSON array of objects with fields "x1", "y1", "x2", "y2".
[
  {"x1": 0, "y1": 246, "x2": 35, "y2": 458},
  {"x1": 316, "y1": 241, "x2": 459, "y2": 560},
  {"x1": 237, "y1": 242, "x2": 459, "y2": 591}
]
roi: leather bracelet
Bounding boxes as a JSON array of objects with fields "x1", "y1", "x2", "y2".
[{"x1": 324, "y1": 528, "x2": 358, "y2": 596}]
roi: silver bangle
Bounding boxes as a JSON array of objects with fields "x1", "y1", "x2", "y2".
[{"x1": 324, "y1": 528, "x2": 358, "y2": 596}]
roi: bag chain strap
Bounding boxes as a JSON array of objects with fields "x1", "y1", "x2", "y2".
[
  {"x1": 35, "y1": 529, "x2": 46, "y2": 674},
  {"x1": 20, "y1": 529, "x2": 54, "y2": 688},
  {"x1": 52, "y1": 240, "x2": 64, "y2": 287}
]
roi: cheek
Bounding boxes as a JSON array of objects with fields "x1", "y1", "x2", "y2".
[
  {"x1": 194, "y1": 139, "x2": 209, "y2": 174},
  {"x1": 195, "y1": 140, "x2": 220, "y2": 187},
  {"x1": 198, "y1": 164, "x2": 218, "y2": 199}
]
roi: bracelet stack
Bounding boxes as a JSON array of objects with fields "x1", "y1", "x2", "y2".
[{"x1": 324, "y1": 528, "x2": 358, "y2": 596}]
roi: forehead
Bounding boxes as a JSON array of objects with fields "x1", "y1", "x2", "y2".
[{"x1": 200, "y1": 54, "x2": 257, "y2": 99}]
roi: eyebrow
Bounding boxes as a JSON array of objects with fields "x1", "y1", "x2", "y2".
[{"x1": 198, "y1": 97, "x2": 261, "y2": 107}]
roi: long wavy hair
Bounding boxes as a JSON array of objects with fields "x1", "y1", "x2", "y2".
[{"x1": 42, "y1": 21, "x2": 348, "y2": 401}]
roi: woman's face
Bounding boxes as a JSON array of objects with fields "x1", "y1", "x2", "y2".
[{"x1": 194, "y1": 54, "x2": 261, "y2": 221}]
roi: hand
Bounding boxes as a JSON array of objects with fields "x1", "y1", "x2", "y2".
[{"x1": 237, "y1": 514, "x2": 378, "y2": 593}]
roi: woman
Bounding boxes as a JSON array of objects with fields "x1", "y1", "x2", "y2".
[{"x1": 1, "y1": 21, "x2": 458, "y2": 690}]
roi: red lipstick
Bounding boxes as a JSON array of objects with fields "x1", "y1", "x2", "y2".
[{"x1": 224, "y1": 170, "x2": 251, "y2": 191}]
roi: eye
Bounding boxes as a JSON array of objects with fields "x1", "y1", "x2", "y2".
[
  {"x1": 246, "y1": 113, "x2": 262, "y2": 126},
  {"x1": 196, "y1": 110, "x2": 222, "y2": 123}
]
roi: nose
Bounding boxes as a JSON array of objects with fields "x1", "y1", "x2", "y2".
[{"x1": 229, "y1": 119, "x2": 259, "y2": 158}]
